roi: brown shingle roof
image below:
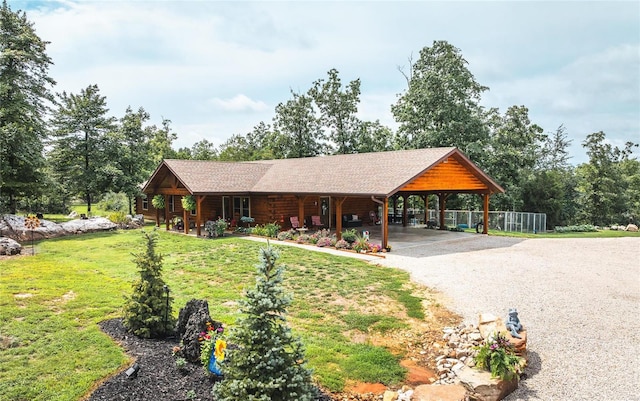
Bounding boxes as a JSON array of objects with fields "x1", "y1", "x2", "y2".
[
  {"x1": 249, "y1": 147, "x2": 458, "y2": 196},
  {"x1": 145, "y1": 148, "x2": 503, "y2": 196},
  {"x1": 162, "y1": 159, "x2": 271, "y2": 194}
]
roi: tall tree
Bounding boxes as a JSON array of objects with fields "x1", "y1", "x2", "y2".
[
  {"x1": 0, "y1": 1, "x2": 55, "y2": 213},
  {"x1": 273, "y1": 91, "x2": 325, "y2": 158},
  {"x1": 356, "y1": 120, "x2": 395, "y2": 153},
  {"x1": 485, "y1": 105, "x2": 545, "y2": 211},
  {"x1": 149, "y1": 118, "x2": 178, "y2": 164},
  {"x1": 109, "y1": 106, "x2": 156, "y2": 214},
  {"x1": 49, "y1": 84, "x2": 116, "y2": 213},
  {"x1": 392, "y1": 41, "x2": 489, "y2": 163},
  {"x1": 309, "y1": 68, "x2": 361, "y2": 154},
  {"x1": 539, "y1": 124, "x2": 572, "y2": 170},
  {"x1": 576, "y1": 132, "x2": 637, "y2": 225},
  {"x1": 218, "y1": 122, "x2": 277, "y2": 161},
  {"x1": 191, "y1": 139, "x2": 218, "y2": 160},
  {"x1": 523, "y1": 124, "x2": 577, "y2": 228}
]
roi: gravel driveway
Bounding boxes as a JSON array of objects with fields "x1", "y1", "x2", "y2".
[{"x1": 376, "y1": 235, "x2": 640, "y2": 401}]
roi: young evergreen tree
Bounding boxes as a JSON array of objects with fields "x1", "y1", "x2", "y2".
[
  {"x1": 213, "y1": 246, "x2": 315, "y2": 401},
  {"x1": 123, "y1": 230, "x2": 175, "y2": 338}
]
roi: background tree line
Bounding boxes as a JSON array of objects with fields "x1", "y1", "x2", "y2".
[{"x1": 1, "y1": 2, "x2": 638, "y2": 228}]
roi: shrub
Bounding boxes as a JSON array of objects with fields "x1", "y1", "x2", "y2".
[
  {"x1": 341, "y1": 229, "x2": 357, "y2": 244},
  {"x1": 264, "y1": 222, "x2": 281, "y2": 238},
  {"x1": 352, "y1": 233, "x2": 370, "y2": 252},
  {"x1": 213, "y1": 247, "x2": 315, "y2": 400},
  {"x1": 335, "y1": 239, "x2": 350, "y2": 249},
  {"x1": 122, "y1": 231, "x2": 175, "y2": 338},
  {"x1": 308, "y1": 233, "x2": 319, "y2": 244},
  {"x1": 474, "y1": 332, "x2": 523, "y2": 381},
  {"x1": 107, "y1": 211, "x2": 128, "y2": 225},
  {"x1": 100, "y1": 191, "x2": 127, "y2": 212},
  {"x1": 297, "y1": 234, "x2": 310, "y2": 244},
  {"x1": 277, "y1": 229, "x2": 295, "y2": 241},
  {"x1": 316, "y1": 236, "x2": 332, "y2": 247},
  {"x1": 554, "y1": 225, "x2": 597, "y2": 233}
]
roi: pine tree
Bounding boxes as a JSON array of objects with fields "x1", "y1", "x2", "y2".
[
  {"x1": 122, "y1": 230, "x2": 175, "y2": 338},
  {"x1": 213, "y1": 246, "x2": 315, "y2": 401},
  {"x1": 0, "y1": 0, "x2": 55, "y2": 213}
]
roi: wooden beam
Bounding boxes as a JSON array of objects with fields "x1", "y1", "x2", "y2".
[
  {"x1": 183, "y1": 209, "x2": 189, "y2": 234},
  {"x1": 196, "y1": 195, "x2": 205, "y2": 237},
  {"x1": 382, "y1": 197, "x2": 389, "y2": 249},
  {"x1": 334, "y1": 197, "x2": 346, "y2": 240},
  {"x1": 438, "y1": 193, "x2": 448, "y2": 230},
  {"x1": 164, "y1": 195, "x2": 170, "y2": 230},
  {"x1": 483, "y1": 193, "x2": 489, "y2": 234},
  {"x1": 402, "y1": 195, "x2": 408, "y2": 227},
  {"x1": 297, "y1": 196, "x2": 308, "y2": 227}
]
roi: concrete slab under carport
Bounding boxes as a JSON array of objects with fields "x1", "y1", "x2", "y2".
[{"x1": 363, "y1": 224, "x2": 524, "y2": 258}]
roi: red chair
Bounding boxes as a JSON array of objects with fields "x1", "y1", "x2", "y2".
[{"x1": 311, "y1": 215, "x2": 325, "y2": 229}]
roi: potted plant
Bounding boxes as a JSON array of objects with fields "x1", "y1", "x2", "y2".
[
  {"x1": 181, "y1": 195, "x2": 196, "y2": 212},
  {"x1": 151, "y1": 195, "x2": 165, "y2": 209}
]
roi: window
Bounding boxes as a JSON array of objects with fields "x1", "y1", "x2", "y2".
[
  {"x1": 142, "y1": 197, "x2": 148, "y2": 211},
  {"x1": 191, "y1": 207, "x2": 196, "y2": 216},
  {"x1": 233, "y1": 196, "x2": 250, "y2": 218},
  {"x1": 169, "y1": 196, "x2": 175, "y2": 212}
]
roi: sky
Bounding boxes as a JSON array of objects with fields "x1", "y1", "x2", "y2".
[{"x1": 12, "y1": 0, "x2": 640, "y2": 164}]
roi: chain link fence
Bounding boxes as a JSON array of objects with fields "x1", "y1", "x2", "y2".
[{"x1": 421, "y1": 210, "x2": 547, "y2": 234}]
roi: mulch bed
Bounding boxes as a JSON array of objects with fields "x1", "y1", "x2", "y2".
[{"x1": 88, "y1": 319, "x2": 337, "y2": 401}]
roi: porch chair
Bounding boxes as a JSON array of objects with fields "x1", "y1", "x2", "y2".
[
  {"x1": 311, "y1": 215, "x2": 325, "y2": 229},
  {"x1": 289, "y1": 216, "x2": 301, "y2": 230},
  {"x1": 369, "y1": 210, "x2": 380, "y2": 225}
]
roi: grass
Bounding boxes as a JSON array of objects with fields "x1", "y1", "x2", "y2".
[{"x1": 0, "y1": 229, "x2": 430, "y2": 400}]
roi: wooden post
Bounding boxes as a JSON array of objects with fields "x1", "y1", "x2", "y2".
[
  {"x1": 483, "y1": 193, "x2": 490, "y2": 234},
  {"x1": 297, "y1": 196, "x2": 307, "y2": 227},
  {"x1": 335, "y1": 197, "x2": 346, "y2": 240},
  {"x1": 164, "y1": 195, "x2": 170, "y2": 230},
  {"x1": 196, "y1": 195, "x2": 205, "y2": 237},
  {"x1": 183, "y1": 209, "x2": 189, "y2": 234},
  {"x1": 155, "y1": 204, "x2": 160, "y2": 228},
  {"x1": 382, "y1": 197, "x2": 389, "y2": 249},
  {"x1": 438, "y1": 193, "x2": 447, "y2": 230},
  {"x1": 402, "y1": 195, "x2": 408, "y2": 227}
]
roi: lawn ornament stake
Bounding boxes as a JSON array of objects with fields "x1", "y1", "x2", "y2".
[{"x1": 24, "y1": 215, "x2": 41, "y2": 255}]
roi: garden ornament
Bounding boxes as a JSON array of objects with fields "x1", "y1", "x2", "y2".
[{"x1": 505, "y1": 308, "x2": 523, "y2": 339}]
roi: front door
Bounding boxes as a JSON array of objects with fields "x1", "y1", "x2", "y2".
[{"x1": 320, "y1": 197, "x2": 330, "y2": 228}]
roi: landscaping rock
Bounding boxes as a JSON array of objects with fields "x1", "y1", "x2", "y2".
[
  {"x1": 626, "y1": 224, "x2": 638, "y2": 232},
  {"x1": 60, "y1": 217, "x2": 117, "y2": 235},
  {"x1": 0, "y1": 214, "x2": 116, "y2": 242},
  {"x1": 174, "y1": 299, "x2": 221, "y2": 363},
  {"x1": 0, "y1": 237, "x2": 21, "y2": 255},
  {"x1": 413, "y1": 384, "x2": 467, "y2": 401},
  {"x1": 453, "y1": 365, "x2": 518, "y2": 401}
]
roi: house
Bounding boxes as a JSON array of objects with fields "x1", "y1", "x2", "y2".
[{"x1": 136, "y1": 147, "x2": 504, "y2": 248}]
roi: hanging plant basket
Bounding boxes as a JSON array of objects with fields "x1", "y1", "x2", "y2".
[
  {"x1": 151, "y1": 195, "x2": 165, "y2": 209},
  {"x1": 181, "y1": 195, "x2": 196, "y2": 212}
]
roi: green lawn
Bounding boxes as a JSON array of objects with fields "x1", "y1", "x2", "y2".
[{"x1": 0, "y1": 229, "x2": 432, "y2": 400}]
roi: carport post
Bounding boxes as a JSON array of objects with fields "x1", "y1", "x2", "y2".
[{"x1": 483, "y1": 194, "x2": 489, "y2": 234}]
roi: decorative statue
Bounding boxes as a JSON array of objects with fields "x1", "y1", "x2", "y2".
[{"x1": 505, "y1": 308, "x2": 523, "y2": 339}]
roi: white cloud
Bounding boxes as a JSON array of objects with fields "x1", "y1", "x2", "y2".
[
  {"x1": 208, "y1": 94, "x2": 269, "y2": 113},
  {"x1": 17, "y1": 0, "x2": 639, "y2": 165}
]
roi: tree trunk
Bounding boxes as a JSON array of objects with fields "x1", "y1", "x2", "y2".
[{"x1": 87, "y1": 193, "x2": 92, "y2": 213}]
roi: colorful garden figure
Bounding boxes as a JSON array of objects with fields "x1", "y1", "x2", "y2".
[{"x1": 208, "y1": 338, "x2": 226, "y2": 376}]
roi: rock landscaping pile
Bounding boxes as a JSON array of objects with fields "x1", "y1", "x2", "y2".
[{"x1": 0, "y1": 214, "x2": 117, "y2": 242}]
